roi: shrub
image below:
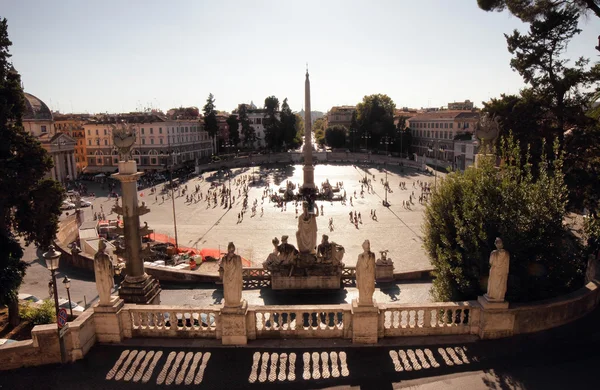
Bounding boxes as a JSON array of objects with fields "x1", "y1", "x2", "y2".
[
  {"x1": 20, "y1": 299, "x2": 56, "y2": 325},
  {"x1": 423, "y1": 135, "x2": 585, "y2": 302}
]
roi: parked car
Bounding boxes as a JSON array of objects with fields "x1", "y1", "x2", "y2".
[
  {"x1": 18, "y1": 293, "x2": 44, "y2": 304},
  {"x1": 61, "y1": 200, "x2": 76, "y2": 210},
  {"x1": 58, "y1": 299, "x2": 85, "y2": 313},
  {"x1": 79, "y1": 199, "x2": 92, "y2": 207}
]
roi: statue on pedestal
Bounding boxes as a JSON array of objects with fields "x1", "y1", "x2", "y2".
[
  {"x1": 263, "y1": 237, "x2": 282, "y2": 270},
  {"x1": 317, "y1": 234, "x2": 332, "y2": 263},
  {"x1": 376, "y1": 250, "x2": 392, "y2": 265},
  {"x1": 356, "y1": 240, "x2": 376, "y2": 306},
  {"x1": 94, "y1": 239, "x2": 114, "y2": 306},
  {"x1": 111, "y1": 122, "x2": 137, "y2": 161},
  {"x1": 296, "y1": 201, "x2": 318, "y2": 254},
  {"x1": 220, "y1": 242, "x2": 243, "y2": 308},
  {"x1": 485, "y1": 237, "x2": 510, "y2": 302},
  {"x1": 278, "y1": 235, "x2": 298, "y2": 266}
]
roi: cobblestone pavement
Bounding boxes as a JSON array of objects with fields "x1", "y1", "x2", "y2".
[
  {"x1": 94, "y1": 163, "x2": 437, "y2": 271},
  {"x1": 3, "y1": 303, "x2": 600, "y2": 390}
]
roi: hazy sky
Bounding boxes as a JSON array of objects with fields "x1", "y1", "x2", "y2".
[{"x1": 2, "y1": 0, "x2": 598, "y2": 114}]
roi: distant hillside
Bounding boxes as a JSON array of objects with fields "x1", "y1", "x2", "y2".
[{"x1": 296, "y1": 110, "x2": 325, "y2": 122}]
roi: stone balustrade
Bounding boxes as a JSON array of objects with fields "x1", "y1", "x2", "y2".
[
  {"x1": 379, "y1": 302, "x2": 479, "y2": 337},
  {"x1": 248, "y1": 305, "x2": 352, "y2": 339},
  {"x1": 123, "y1": 305, "x2": 220, "y2": 338}
]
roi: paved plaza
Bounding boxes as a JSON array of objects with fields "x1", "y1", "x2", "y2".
[{"x1": 103, "y1": 163, "x2": 436, "y2": 272}]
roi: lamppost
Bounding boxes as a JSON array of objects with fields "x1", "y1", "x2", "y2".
[
  {"x1": 62, "y1": 276, "x2": 73, "y2": 318},
  {"x1": 43, "y1": 245, "x2": 66, "y2": 363},
  {"x1": 380, "y1": 136, "x2": 394, "y2": 207}
]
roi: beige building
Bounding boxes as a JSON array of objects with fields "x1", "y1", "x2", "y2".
[
  {"x1": 326, "y1": 106, "x2": 355, "y2": 129},
  {"x1": 448, "y1": 100, "x2": 474, "y2": 110},
  {"x1": 23, "y1": 93, "x2": 77, "y2": 184},
  {"x1": 83, "y1": 112, "x2": 212, "y2": 173},
  {"x1": 407, "y1": 110, "x2": 479, "y2": 165},
  {"x1": 54, "y1": 114, "x2": 90, "y2": 175}
]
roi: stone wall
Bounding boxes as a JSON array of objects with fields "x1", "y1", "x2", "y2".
[
  {"x1": 56, "y1": 213, "x2": 79, "y2": 245},
  {"x1": 0, "y1": 308, "x2": 97, "y2": 370}
]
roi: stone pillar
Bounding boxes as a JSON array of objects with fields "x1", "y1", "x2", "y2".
[
  {"x1": 94, "y1": 298, "x2": 126, "y2": 343},
  {"x1": 351, "y1": 299, "x2": 379, "y2": 344},
  {"x1": 220, "y1": 300, "x2": 249, "y2": 345},
  {"x1": 55, "y1": 153, "x2": 63, "y2": 183},
  {"x1": 66, "y1": 152, "x2": 73, "y2": 180},
  {"x1": 302, "y1": 70, "x2": 315, "y2": 190},
  {"x1": 112, "y1": 160, "x2": 161, "y2": 304},
  {"x1": 51, "y1": 157, "x2": 57, "y2": 181}
]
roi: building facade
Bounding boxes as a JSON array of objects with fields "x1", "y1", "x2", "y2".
[
  {"x1": 407, "y1": 110, "x2": 480, "y2": 166},
  {"x1": 83, "y1": 113, "x2": 213, "y2": 173},
  {"x1": 54, "y1": 114, "x2": 90, "y2": 175},
  {"x1": 22, "y1": 93, "x2": 77, "y2": 184},
  {"x1": 326, "y1": 106, "x2": 355, "y2": 129},
  {"x1": 235, "y1": 105, "x2": 281, "y2": 149},
  {"x1": 448, "y1": 100, "x2": 474, "y2": 110}
]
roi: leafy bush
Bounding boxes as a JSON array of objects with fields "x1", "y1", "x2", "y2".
[
  {"x1": 423, "y1": 135, "x2": 585, "y2": 302},
  {"x1": 20, "y1": 299, "x2": 56, "y2": 325}
]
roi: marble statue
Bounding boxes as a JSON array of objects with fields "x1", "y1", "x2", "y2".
[
  {"x1": 486, "y1": 237, "x2": 510, "y2": 302},
  {"x1": 263, "y1": 237, "x2": 282, "y2": 270},
  {"x1": 356, "y1": 240, "x2": 376, "y2": 306},
  {"x1": 278, "y1": 235, "x2": 298, "y2": 266},
  {"x1": 111, "y1": 122, "x2": 137, "y2": 161},
  {"x1": 376, "y1": 250, "x2": 392, "y2": 266},
  {"x1": 296, "y1": 201, "x2": 318, "y2": 254},
  {"x1": 317, "y1": 234, "x2": 332, "y2": 263},
  {"x1": 220, "y1": 242, "x2": 243, "y2": 308},
  {"x1": 94, "y1": 239, "x2": 114, "y2": 305},
  {"x1": 474, "y1": 114, "x2": 501, "y2": 154}
]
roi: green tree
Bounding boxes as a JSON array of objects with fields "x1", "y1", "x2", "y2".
[
  {"x1": 202, "y1": 93, "x2": 219, "y2": 153},
  {"x1": 263, "y1": 96, "x2": 281, "y2": 151},
  {"x1": 238, "y1": 104, "x2": 255, "y2": 148},
  {"x1": 280, "y1": 98, "x2": 297, "y2": 149},
  {"x1": 504, "y1": 6, "x2": 598, "y2": 141},
  {"x1": 356, "y1": 94, "x2": 396, "y2": 148},
  {"x1": 313, "y1": 117, "x2": 327, "y2": 146},
  {"x1": 348, "y1": 110, "x2": 360, "y2": 151},
  {"x1": 478, "y1": 0, "x2": 600, "y2": 22},
  {"x1": 293, "y1": 113, "x2": 304, "y2": 147},
  {"x1": 0, "y1": 18, "x2": 64, "y2": 326},
  {"x1": 226, "y1": 114, "x2": 240, "y2": 147},
  {"x1": 424, "y1": 135, "x2": 585, "y2": 303},
  {"x1": 325, "y1": 125, "x2": 347, "y2": 148}
]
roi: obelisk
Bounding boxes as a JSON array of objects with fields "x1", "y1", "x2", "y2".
[{"x1": 302, "y1": 67, "x2": 315, "y2": 190}]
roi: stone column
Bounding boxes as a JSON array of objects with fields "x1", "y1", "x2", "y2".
[
  {"x1": 351, "y1": 300, "x2": 379, "y2": 344},
  {"x1": 51, "y1": 156, "x2": 57, "y2": 181},
  {"x1": 112, "y1": 160, "x2": 161, "y2": 304},
  {"x1": 66, "y1": 152, "x2": 73, "y2": 180},
  {"x1": 71, "y1": 153, "x2": 77, "y2": 177},
  {"x1": 302, "y1": 70, "x2": 315, "y2": 190}
]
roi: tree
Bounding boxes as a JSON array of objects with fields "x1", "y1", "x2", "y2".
[
  {"x1": 226, "y1": 115, "x2": 240, "y2": 148},
  {"x1": 504, "y1": 6, "x2": 597, "y2": 141},
  {"x1": 424, "y1": 135, "x2": 585, "y2": 303},
  {"x1": 0, "y1": 18, "x2": 64, "y2": 326},
  {"x1": 313, "y1": 117, "x2": 327, "y2": 146},
  {"x1": 356, "y1": 94, "x2": 396, "y2": 148},
  {"x1": 238, "y1": 104, "x2": 255, "y2": 148},
  {"x1": 325, "y1": 125, "x2": 347, "y2": 148},
  {"x1": 263, "y1": 96, "x2": 281, "y2": 151},
  {"x1": 280, "y1": 98, "x2": 298, "y2": 149},
  {"x1": 293, "y1": 113, "x2": 304, "y2": 147},
  {"x1": 202, "y1": 93, "x2": 219, "y2": 153},
  {"x1": 478, "y1": 0, "x2": 600, "y2": 21},
  {"x1": 348, "y1": 110, "x2": 360, "y2": 151}
]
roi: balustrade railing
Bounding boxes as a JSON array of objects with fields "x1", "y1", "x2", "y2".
[
  {"x1": 126, "y1": 305, "x2": 220, "y2": 338},
  {"x1": 242, "y1": 267, "x2": 271, "y2": 288},
  {"x1": 341, "y1": 267, "x2": 356, "y2": 286},
  {"x1": 249, "y1": 305, "x2": 351, "y2": 339},
  {"x1": 380, "y1": 302, "x2": 478, "y2": 337}
]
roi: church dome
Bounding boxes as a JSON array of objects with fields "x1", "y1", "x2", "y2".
[{"x1": 23, "y1": 92, "x2": 53, "y2": 121}]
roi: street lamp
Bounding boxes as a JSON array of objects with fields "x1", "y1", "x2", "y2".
[
  {"x1": 62, "y1": 276, "x2": 73, "y2": 318},
  {"x1": 380, "y1": 136, "x2": 394, "y2": 207},
  {"x1": 43, "y1": 245, "x2": 66, "y2": 363}
]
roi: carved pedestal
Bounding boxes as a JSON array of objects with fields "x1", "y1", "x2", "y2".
[
  {"x1": 351, "y1": 299, "x2": 379, "y2": 344},
  {"x1": 477, "y1": 295, "x2": 514, "y2": 339},
  {"x1": 119, "y1": 274, "x2": 161, "y2": 305},
  {"x1": 271, "y1": 275, "x2": 341, "y2": 290},
  {"x1": 220, "y1": 300, "x2": 249, "y2": 345},
  {"x1": 94, "y1": 297, "x2": 125, "y2": 343},
  {"x1": 375, "y1": 264, "x2": 394, "y2": 283}
]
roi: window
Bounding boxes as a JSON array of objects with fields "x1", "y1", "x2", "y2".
[
  {"x1": 185, "y1": 127, "x2": 188, "y2": 132},
  {"x1": 160, "y1": 139, "x2": 163, "y2": 144},
  {"x1": 151, "y1": 139, "x2": 154, "y2": 145},
  {"x1": 151, "y1": 158, "x2": 157, "y2": 165},
  {"x1": 465, "y1": 123, "x2": 470, "y2": 129},
  {"x1": 97, "y1": 158, "x2": 102, "y2": 165},
  {"x1": 435, "y1": 123, "x2": 439, "y2": 128},
  {"x1": 142, "y1": 139, "x2": 146, "y2": 145},
  {"x1": 149, "y1": 128, "x2": 153, "y2": 134},
  {"x1": 444, "y1": 131, "x2": 448, "y2": 139},
  {"x1": 427, "y1": 131, "x2": 430, "y2": 138},
  {"x1": 159, "y1": 127, "x2": 162, "y2": 134},
  {"x1": 461, "y1": 145, "x2": 466, "y2": 153},
  {"x1": 96, "y1": 129, "x2": 99, "y2": 135},
  {"x1": 114, "y1": 158, "x2": 118, "y2": 164},
  {"x1": 88, "y1": 130, "x2": 91, "y2": 136},
  {"x1": 444, "y1": 123, "x2": 448, "y2": 129},
  {"x1": 96, "y1": 139, "x2": 100, "y2": 145},
  {"x1": 104, "y1": 139, "x2": 108, "y2": 145},
  {"x1": 104, "y1": 129, "x2": 107, "y2": 135},
  {"x1": 141, "y1": 128, "x2": 145, "y2": 134},
  {"x1": 88, "y1": 140, "x2": 91, "y2": 146},
  {"x1": 450, "y1": 123, "x2": 453, "y2": 129}
]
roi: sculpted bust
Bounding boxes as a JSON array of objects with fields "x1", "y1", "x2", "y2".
[{"x1": 485, "y1": 237, "x2": 510, "y2": 302}]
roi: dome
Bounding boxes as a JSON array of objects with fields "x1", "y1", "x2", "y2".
[{"x1": 23, "y1": 92, "x2": 53, "y2": 121}]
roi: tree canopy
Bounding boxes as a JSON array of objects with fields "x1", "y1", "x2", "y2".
[
  {"x1": 325, "y1": 125, "x2": 347, "y2": 148},
  {"x1": 0, "y1": 18, "x2": 64, "y2": 326},
  {"x1": 238, "y1": 104, "x2": 255, "y2": 148},
  {"x1": 478, "y1": 0, "x2": 600, "y2": 22},
  {"x1": 202, "y1": 93, "x2": 219, "y2": 151},
  {"x1": 226, "y1": 114, "x2": 240, "y2": 147},
  {"x1": 263, "y1": 96, "x2": 281, "y2": 150},
  {"x1": 356, "y1": 94, "x2": 396, "y2": 148},
  {"x1": 424, "y1": 135, "x2": 585, "y2": 302}
]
